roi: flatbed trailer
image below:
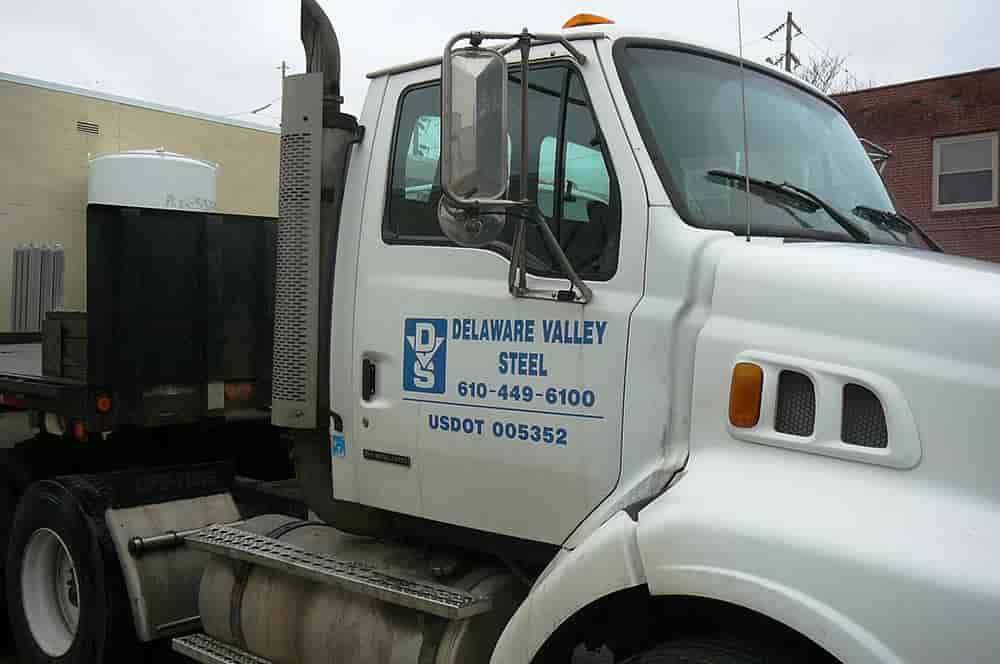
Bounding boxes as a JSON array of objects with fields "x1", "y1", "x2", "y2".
[
  {"x1": 0, "y1": 202, "x2": 304, "y2": 658},
  {"x1": 0, "y1": 204, "x2": 278, "y2": 436},
  {"x1": 0, "y1": 334, "x2": 89, "y2": 427}
]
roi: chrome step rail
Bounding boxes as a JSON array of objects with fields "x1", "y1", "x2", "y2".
[
  {"x1": 184, "y1": 524, "x2": 493, "y2": 619},
  {"x1": 173, "y1": 633, "x2": 271, "y2": 664}
]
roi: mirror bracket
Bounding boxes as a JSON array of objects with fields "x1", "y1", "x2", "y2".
[
  {"x1": 496, "y1": 31, "x2": 587, "y2": 65},
  {"x1": 506, "y1": 206, "x2": 594, "y2": 305}
]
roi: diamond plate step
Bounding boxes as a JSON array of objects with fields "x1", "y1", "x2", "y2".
[
  {"x1": 173, "y1": 633, "x2": 271, "y2": 664},
  {"x1": 185, "y1": 524, "x2": 493, "y2": 619}
]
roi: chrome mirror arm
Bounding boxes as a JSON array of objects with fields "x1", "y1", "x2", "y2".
[{"x1": 507, "y1": 207, "x2": 594, "y2": 305}]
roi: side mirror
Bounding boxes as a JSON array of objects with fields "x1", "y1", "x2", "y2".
[
  {"x1": 441, "y1": 46, "x2": 509, "y2": 205},
  {"x1": 437, "y1": 29, "x2": 593, "y2": 303}
]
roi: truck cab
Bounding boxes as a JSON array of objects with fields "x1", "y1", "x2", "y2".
[
  {"x1": 254, "y1": 16, "x2": 998, "y2": 663},
  {"x1": 328, "y1": 26, "x2": 941, "y2": 549}
]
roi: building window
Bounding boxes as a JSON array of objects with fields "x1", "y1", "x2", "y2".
[{"x1": 932, "y1": 132, "x2": 998, "y2": 211}]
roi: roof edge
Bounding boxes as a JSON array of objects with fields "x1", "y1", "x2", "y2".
[
  {"x1": 832, "y1": 65, "x2": 1000, "y2": 98},
  {"x1": 0, "y1": 70, "x2": 279, "y2": 134},
  {"x1": 366, "y1": 30, "x2": 607, "y2": 79}
]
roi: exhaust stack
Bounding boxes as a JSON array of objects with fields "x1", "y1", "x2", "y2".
[
  {"x1": 271, "y1": 0, "x2": 390, "y2": 537},
  {"x1": 271, "y1": 0, "x2": 356, "y2": 430},
  {"x1": 301, "y1": 0, "x2": 342, "y2": 111}
]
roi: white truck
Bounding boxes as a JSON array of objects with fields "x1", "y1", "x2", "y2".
[{"x1": 6, "y1": 2, "x2": 1000, "y2": 663}]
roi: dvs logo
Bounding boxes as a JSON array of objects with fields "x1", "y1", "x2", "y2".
[{"x1": 403, "y1": 318, "x2": 447, "y2": 394}]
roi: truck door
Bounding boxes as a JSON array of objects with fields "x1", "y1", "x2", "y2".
[{"x1": 351, "y1": 56, "x2": 645, "y2": 545}]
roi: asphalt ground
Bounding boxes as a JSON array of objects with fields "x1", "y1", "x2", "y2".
[{"x1": 0, "y1": 641, "x2": 190, "y2": 663}]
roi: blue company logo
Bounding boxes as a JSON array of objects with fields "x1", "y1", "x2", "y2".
[{"x1": 403, "y1": 318, "x2": 448, "y2": 394}]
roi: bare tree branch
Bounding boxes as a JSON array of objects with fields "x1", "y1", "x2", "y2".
[{"x1": 797, "y1": 52, "x2": 876, "y2": 94}]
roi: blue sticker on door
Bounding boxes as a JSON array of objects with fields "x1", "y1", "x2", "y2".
[
  {"x1": 331, "y1": 433, "x2": 346, "y2": 458},
  {"x1": 403, "y1": 318, "x2": 447, "y2": 394}
]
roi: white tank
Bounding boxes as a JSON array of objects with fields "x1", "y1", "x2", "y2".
[{"x1": 88, "y1": 149, "x2": 217, "y2": 211}]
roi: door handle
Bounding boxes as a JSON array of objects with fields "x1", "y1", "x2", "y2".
[{"x1": 362, "y1": 358, "x2": 376, "y2": 401}]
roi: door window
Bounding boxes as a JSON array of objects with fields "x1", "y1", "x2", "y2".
[
  {"x1": 383, "y1": 65, "x2": 620, "y2": 280},
  {"x1": 405, "y1": 115, "x2": 440, "y2": 203}
]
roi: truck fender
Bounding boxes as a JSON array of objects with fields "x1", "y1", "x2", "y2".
[
  {"x1": 636, "y1": 492, "x2": 904, "y2": 664},
  {"x1": 489, "y1": 511, "x2": 645, "y2": 664}
]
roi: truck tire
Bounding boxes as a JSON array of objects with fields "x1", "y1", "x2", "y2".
[
  {"x1": 6, "y1": 479, "x2": 135, "y2": 664},
  {"x1": 620, "y1": 636, "x2": 831, "y2": 664},
  {"x1": 0, "y1": 479, "x2": 14, "y2": 647}
]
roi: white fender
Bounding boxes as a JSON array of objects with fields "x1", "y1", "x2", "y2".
[
  {"x1": 633, "y1": 444, "x2": 1000, "y2": 664},
  {"x1": 489, "y1": 512, "x2": 645, "y2": 663}
]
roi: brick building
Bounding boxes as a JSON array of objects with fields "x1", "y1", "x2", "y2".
[{"x1": 834, "y1": 67, "x2": 1000, "y2": 262}]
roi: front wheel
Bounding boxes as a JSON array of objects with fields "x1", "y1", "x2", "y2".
[{"x1": 6, "y1": 480, "x2": 135, "y2": 663}]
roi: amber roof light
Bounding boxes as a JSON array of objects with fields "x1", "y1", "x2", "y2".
[{"x1": 563, "y1": 13, "x2": 615, "y2": 29}]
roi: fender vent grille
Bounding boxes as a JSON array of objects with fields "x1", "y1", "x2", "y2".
[
  {"x1": 272, "y1": 131, "x2": 312, "y2": 402},
  {"x1": 842, "y1": 384, "x2": 887, "y2": 448},
  {"x1": 774, "y1": 370, "x2": 815, "y2": 436}
]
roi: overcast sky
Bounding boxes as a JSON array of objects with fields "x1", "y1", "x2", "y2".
[{"x1": 2, "y1": 0, "x2": 997, "y2": 127}]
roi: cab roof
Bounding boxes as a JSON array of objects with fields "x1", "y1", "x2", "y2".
[{"x1": 365, "y1": 26, "x2": 834, "y2": 107}]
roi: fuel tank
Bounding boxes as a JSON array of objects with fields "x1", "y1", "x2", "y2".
[{"x1": 197, "y1": 515, "x2": 525, "y2": 664}]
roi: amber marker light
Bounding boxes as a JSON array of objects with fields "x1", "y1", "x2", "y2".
[
  {"x1": 563, "y1": 13, "x2": 615, "y2": 28},
  {"x1": 729, "y1": 362, "x2": 763, "y2": 428},
  {"x1": 72, "y1": 420, "x2": 88, "y2": 442},
  {"x1": 96, "y1": 394, "x2": 113, "y2": 413}
]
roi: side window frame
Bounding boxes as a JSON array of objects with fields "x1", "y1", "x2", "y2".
[
  {"x1": 381, "y1": 80, "x2": 446, "y2": 246},
  {"x1": 381, "y1": 61, "x2": 622, "y2": 281}
]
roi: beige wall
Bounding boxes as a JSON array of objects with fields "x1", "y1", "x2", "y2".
[{"x1": 0, "y1": 78, "x2": 279, "y2": 331}]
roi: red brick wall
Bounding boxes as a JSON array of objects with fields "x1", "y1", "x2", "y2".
[{"x1": 834, "y1": 68, "x2": 1000, "y2": 262}]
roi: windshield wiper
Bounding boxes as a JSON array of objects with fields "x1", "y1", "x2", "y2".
[
  {"x1": 852, "y1": 205, "x2": 943, "y2": 251},
  {"x1": 707, "y1": 169, "x2": 871, "y2": 243}
]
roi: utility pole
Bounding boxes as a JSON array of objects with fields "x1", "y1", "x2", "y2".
[
  {"x1": 783, "y1": 11, "x2": 795, "y2": 72},
  {"x1": 278, "y1": 60, "x2": 289, "y2": 78},
  {"x1": 764, "y1": 11, "x2": 801, "y2": 71}
]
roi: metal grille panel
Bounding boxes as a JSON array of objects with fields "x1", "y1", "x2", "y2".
[
  {"x1": 10, "y1": 244, "x2": 64, "y2": 332},
  {"x1": 775, "y1": 370, "x2": 815, "y2": 436},
  {"x1": 272, "y1": 132, "x2": 312, "y2": 402},
  {"x1": 842, "y1": 383, "x2": 888, "y2": 448}
]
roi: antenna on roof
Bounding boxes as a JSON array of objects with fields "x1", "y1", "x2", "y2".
[{"x1": 735, "y1": 0, "x2": 752, "y2": 242}]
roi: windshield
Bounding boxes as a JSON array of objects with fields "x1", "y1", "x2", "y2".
[{"x1": 615, "y1": 43, "x2": 928, "y2": 248}]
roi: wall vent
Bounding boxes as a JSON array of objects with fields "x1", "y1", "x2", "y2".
[
  {"x1": 76, "y1": 120, "x2": 100, "y2": 135},
  {"x1": 842, "y1": 384, "x2": 888, "y2": 448},
  {"x1": 10, "y1": 244, "x2": 65, "y2": 332},
  {"x1": 775, "y1": 370, "x2": 815, "y2": 436}
]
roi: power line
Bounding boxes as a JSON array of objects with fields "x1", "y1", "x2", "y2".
[
  {"x1": 798, "y1": 29, "x2": 876, "y2": 88},
  {"x1": 222, "y1": 59, "x2": 294, "y2": 120},
  {"x1": 800, "y1": 30, "x2": 830, "y2": 55},
  {"x1": 222, "y1": 96, "x2": 281, "y2": 118}
]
